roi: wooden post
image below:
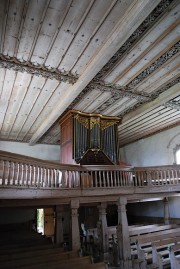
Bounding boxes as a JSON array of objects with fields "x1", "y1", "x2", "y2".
[
  {"x1": 117, "y1": 197, "x2": 132, "y2": 269},
  {"x1": 55, "y1": 205, "x2": 64, "y2": 245},
  {"x1": 71, "y1": 199, "x2": 80, "y2": 251},
  {"x1": 98, "y1": 202, "x2": 108, "y2": 254},
  {"x1": 164, "y1": 197, "x2": 170, "y2": 225}
]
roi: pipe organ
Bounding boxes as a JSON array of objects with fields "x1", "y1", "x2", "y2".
[{"x1": 59, "y1": 110, "x2": 121, "y2": 165}]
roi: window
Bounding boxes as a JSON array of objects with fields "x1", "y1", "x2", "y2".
[
  {"x1": 174, "y1": 145, "x2": 180, "y2": 164},
  {"x1": 176, "y1": 148, "x2": 180, "y2": 164}
]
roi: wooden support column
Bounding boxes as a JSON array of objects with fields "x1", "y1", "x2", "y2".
[
  {"x1": 164, "y1": 197, "x2": 170, "y2": 225},
  {"x1": 98, "y1": 202, "x2": 108, "y2": 254},
  {"x1": 55, "y1": 205, "x2": 63, "y2": 245},
  {"x1": 71, "y1": 199, "x2": 80, "y2": 251},
  {"x1": 117, "y1": 197, "x2": 132, "y2": 269}
]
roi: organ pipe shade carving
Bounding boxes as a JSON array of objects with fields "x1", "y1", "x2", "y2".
[{"x1": 72, "y1": 111, "x2": 121, "y2": 164}]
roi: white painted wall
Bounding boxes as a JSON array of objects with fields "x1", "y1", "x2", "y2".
[
  {"x1": 127, "y1": 197, "x2": 180, "y2": 219},
  {"x1": 120, "y1": 125, "x2": 180, "y2": 166},
  {"x1": 128, "y1": 200, "x2": 163, "y2": 217},
  {"x1": 121, "y1": 126, "x2": 180, "y2": 220},
  {"x1": 0, "y1": 141, "x2": 60, "y2": 161},
  {"x1": 169, "y1": 196, "x2": 180, "y2": 218}
]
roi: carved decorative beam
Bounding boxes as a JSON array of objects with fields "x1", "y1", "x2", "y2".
[
  {"x1": 164, "y1": 100, "x2": 180, "y2": 110},
  {"x1": 119, "y1": 78, "x2": 180, "y2": 116},
  {"x1": 127, "y1": 41, "x2": 180, "y2": 89},
  {"x1": 94, "y1": 0, "x2": 175, "y2": 81},
  {"x1": 91, "y1": 82, "x2": 153, "y2": 102},
  {"x1": 0, "y1": 55, "x2": 78, "y2": 84}
]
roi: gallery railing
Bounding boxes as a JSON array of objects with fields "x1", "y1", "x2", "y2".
[
  {"x1": 133, "y1": 166, "x2": 180, "y2": 186},
  {"x1": 0, "y1": 151, "x2": 179, "y2": 189}
]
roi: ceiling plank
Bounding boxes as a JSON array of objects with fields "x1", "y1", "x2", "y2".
[
  {"x1": 0, "y1": 70, "x2": 16, "y2": 133},
  {"x1": 29, "y1": 0, "x2": 162, "y2": 145},
  {"x1": 105, "y1": 1, "x2": 179, "y2": 85},
  {"x1": 121, "y1": 82, "x2": 180, "y2": 125},
  {"x1": 120, "y1": 108, "x2": 179, "y2": 138},
  {"x1": 120, "y1": 116, "x2": 180, "y2": 145}
]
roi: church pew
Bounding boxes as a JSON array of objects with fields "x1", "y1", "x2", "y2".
[
  {"x1": 129, "y1": 224, "x2": 178, "y2": 236},
  {"x1": 108, "y1": 224, "x2": 179, "y2": 250},
  {"x1": 0, "y1": 242, "x2": 57, "y2": 255},
  {"x1": 108, "y1": 224, "x2": 177, "y2": 242},
  {"x1": 54, "y1": 262, "x2": 108, "y2": 269},
  {"x1": 134, "y1": 235, "x2": 180, "y2": 269},
  {"x1": 151, "y1": 238, "x2": 180, "y2": 269},
  {"x1": 14, "y1": 256, "x2": 93, "y2": 269},
  {"x1": 0, "y1": 245, "x2": 64, "y2": 262},
  {"x1": 2, "y1": 256, "x2": 108, "y2": 269},
  {"x1": 87, "y1": 224, "x2": 165, "y2": 243},
  {"x1": 169, "y1": 243, "x2": 180, "y2": 269},
  {"x1": 0, "y1": 250, "x2": 78, "y2": 269},
  {"x1": 130, "y1": 227, "x2": 180, "y2": 244}
]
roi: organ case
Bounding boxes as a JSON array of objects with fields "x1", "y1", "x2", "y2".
[{"x1": 59, "y1": 110, "x2": 121, "y2": 165}]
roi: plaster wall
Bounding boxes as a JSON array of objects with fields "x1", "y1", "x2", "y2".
[
  {"x1": 120, "y1": 125, "x2": 180, "y2": 166},
  {"x1": 127, "y1": 197, "x2": 180, "y2": 219},
  {"x1": 120, "y1": 126, "x2": 180, "y2": 219},
  {"x1": 127, "y1": 201, "x2": 163, "y2": 218},
  {"x1": 0, "y1": 141, "x2": 60, "y2": 161}
]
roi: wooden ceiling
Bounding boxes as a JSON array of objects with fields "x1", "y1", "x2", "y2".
[{"x1": 0, "y1": 0, "x2": 179, "y2": 147}]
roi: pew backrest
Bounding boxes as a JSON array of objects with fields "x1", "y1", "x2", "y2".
[
  {"x1": 129, "y1": 224, "x2": 178, "y2": 236},
  {"x1": 169, "y1": 243, "x2": 180, "y2": 269},
  {"x1": 151, "y1": 237, "x2": 180, "y2": 268},
  {"x1": 131, "y1": 227, "x2": 180, "y2": 244}
]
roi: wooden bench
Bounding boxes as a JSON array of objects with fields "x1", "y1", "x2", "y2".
[
  {"x1": 15, "y1": 256, "x2": 93, "y2": 269},
  {"x1": 151, "y1": 237, "x2": 180, "y2": 269},
  {"x1": 130, "y1": 226, "x2": 180, "y2": 269},
  {"x1": 129, "y1": 224, "x2": 178, "y2": 236},
  {"x1": 169, "y1": 243, "x2": 180, "y2": 269},
  {"x1": 130, "y1": 227, "x2": 180, "y2": 244},
  {"x1": 108, "y1": 224, "x2": 178, "y2": 244},
  {"x1": 0, "y1": 250, "x2": 78, "y2": 269},
  {"x1": 2, "y1": 255, "x2": 107, "y2": 269},
  {"x1": 0, "y1": 245, "x2": 64, "y2": 262}
]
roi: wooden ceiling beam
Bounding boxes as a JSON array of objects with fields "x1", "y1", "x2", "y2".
[{"x1": 29, "y1": 0, "x2": 161, "y2": 146}]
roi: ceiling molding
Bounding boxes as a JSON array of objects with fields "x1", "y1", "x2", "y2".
[{"x1": 0, "y1": 55, "x2": 78, "y2": 84}]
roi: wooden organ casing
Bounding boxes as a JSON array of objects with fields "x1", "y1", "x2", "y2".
[{"x1": 59, "y1": 110, "x2": 121, "y2": 165}]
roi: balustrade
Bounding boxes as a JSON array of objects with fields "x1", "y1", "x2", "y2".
[{"x1": 0, "y1": 151, "x2": 180, "y2": 190}]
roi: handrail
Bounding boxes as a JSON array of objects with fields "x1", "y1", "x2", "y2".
[
  {"x1": 0, "y1": 151, "x2": 133, "y2": 189},
  {"x1": 133, "y1": 166, "x2": 180, "y2": 186},
  {"x1": 0, "y1": 151, "x2": 179, "y2": 189}
]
